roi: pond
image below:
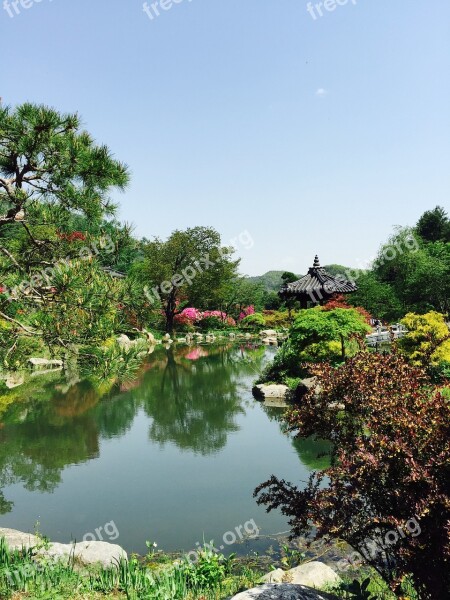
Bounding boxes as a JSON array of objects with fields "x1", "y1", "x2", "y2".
[{"x1": 0, "y1": 344, "x2": 328, "y2": 557}]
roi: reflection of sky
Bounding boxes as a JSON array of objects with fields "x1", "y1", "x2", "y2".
[{"x1": 0, "y1": 346, "x2": 323, "y2": 555}]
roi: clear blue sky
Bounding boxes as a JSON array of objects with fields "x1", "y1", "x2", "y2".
[{"x1": 2, "y1": 0, "x2": 449, "y2": 275}]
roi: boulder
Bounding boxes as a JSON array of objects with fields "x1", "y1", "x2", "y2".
[
  {"x1": 262, "y1": 338, "x2": 278, "y2": 346},
  {"x1": 253, "y1": 383, "x2": 289, "y2": 400},
  {"x1": 285, "y1": 562, "x2": 341, "y2": 588},
  {"x1": 0, "y1": 528, "x2": 127, "y2": 569},
  {"x1": 231, "y1": 583, "x2": 338, "y2": 599},
  {"x1": 42, "y1": 540, "x2": 127, "y2": 568},
  {"x1": 260, "y1": 330, "x2": 278, "y2": 338},
  {"x1": 261, "y1": 568, "x2": 285, "y2": 583},
  {"x1": 28, "y1": 358, "x2": 63, "y2": 370},
  {"x1": 116, "y1": 334, "x2": 133, "y2": 350},
  {"x1": 142, "y1": 329, "x2": 156, "y2": 345},
  {"x1": 5, "y1": 372, "x2": 25, "y2": 388},
  {"x1": 0, "y1": 528, "x2": 38, "y2": 551}
]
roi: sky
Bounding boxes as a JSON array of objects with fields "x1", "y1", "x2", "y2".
[{"x1": 1, "y1": 0, "x2": 449, "y2": 275}]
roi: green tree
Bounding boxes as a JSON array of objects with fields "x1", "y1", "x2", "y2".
[
  {"x1": 290, "y1": 307, "x2": 371, "y2": 360},
  {"x1": 0, "y1": 103, "x2": 130, "y2": 365},
  {"x1": 416, "y1": 205, "x2": 450, "y2": 243},
  {"x1": 348, "y1": 271, "x2": 403, "y2": 321},
  {"x1": 281, "y1": 271, "x2": 298, "y2": 322},
  {"x1": 134, "y1": 227, "x2": 239, "y2": 332},
  {"x1": 260, "y1": 307, "x2": 371, "y2": 383}
]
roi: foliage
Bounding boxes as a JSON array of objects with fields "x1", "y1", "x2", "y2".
[
  {"x1": 240, "y1": 312, "x2": 265, "y2": 329},
  {"x1": 134, "y1": 227, "x2": 239, "y2": 332},
  {"x1": 323, "y1": 294, "x2": 372, "y2": 324},
  {"x1": 0, "y1": 535, "x2": 261, "y2": 600},
  {"x1": 0, "y1": 102, "x2": 137, "y2": 376},
  {"x1": 398, "y1": 311, "x2": 450, "y2": 370},
  {"x1": 0, "y1": 103, "x2": 129, "y2": 224},
  {"x1": 348, "y1": 272, "x2": 404, "y2": 322},
  {"x1": 255, "y1": 351, "x2": 450, "y2": 598},
  {"x1": 198, "y1": 316, "x2": 228, "y2": 331},
  {"x1": 416, "y1": 205, "x2": 450, "y2": 243},
  {"x1": 180, "y1": 545, "x2": 234, "y2": 589},
  {"x1": 262, "y1": 310, "x2": 292, "y2": 328},
  {"x1": 290, "y1": 307, "x2": 371, "y2": 360}
]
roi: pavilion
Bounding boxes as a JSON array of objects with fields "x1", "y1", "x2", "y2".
[{"x1": 279, "y1": 255, "x2": 358, "y2": 309}]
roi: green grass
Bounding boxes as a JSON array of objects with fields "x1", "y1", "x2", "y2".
[{"x1": 0, "y1": 537, "x2": 262, "y2": 600}]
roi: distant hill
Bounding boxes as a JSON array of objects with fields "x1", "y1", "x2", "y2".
[
  {"x1": 247, "y1": 265, "x2": 357, "y2": 292},
  {"x1": 247, "y1": 271, "x2": 301, "y2": 292}
]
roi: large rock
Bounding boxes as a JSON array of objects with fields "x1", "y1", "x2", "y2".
[
  {"x1": 0, "y1": 528, "x2": 127, "y2": 568},
  {"x1": 260, "y1": 330, "x2": 278, "y2": 338},
  {"x1": 253, "y1": 384, "x2": 289, "y2": 400},
  {"x1": 284, "y1": 562, "x2": 341, "y2": 588},
  {"x1": 0, "y1": 528, "x2": 38, "y2": 551},
  {"x1": 42, "y1": 540, "x2": 127, "y2": 568},
  {"x1": 231, "y1": 583, "x2": 338, "y2": 599},
  {"x1": 261, "y1": 568, "x2": 285, "y2": 583},
  {"x1": 260, "y1": 562, "x2": 341, "y2": 589},
  {"x1": 28, "y1": 358, "x2": 63, "y2": 370}
]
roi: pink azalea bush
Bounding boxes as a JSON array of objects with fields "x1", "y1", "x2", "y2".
[
  {"x1": 173, "y1": 307, "x2": 236, "y2": 328},
  {"x1": 239, "y1": 305, "x2": 255, "y2": 321}
]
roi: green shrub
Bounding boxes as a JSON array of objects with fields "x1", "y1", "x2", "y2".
[
  {"x1": 240, "y1": 313, "x2": 265, "y2": 329},
  {"x1": 197, "y1": 316, "x2": 227, "y2": 331}
]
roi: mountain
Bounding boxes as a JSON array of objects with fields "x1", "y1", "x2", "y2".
[
  {"x1": 246, "y1": 271, "x2": 302, "y2": 292},
  {"x1": 247, "y1": 265, "x2": 358, "y2": 292}
]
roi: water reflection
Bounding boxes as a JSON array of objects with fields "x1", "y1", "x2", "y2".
[{"x1": 0, "y1": 344, "x2": 268, "y2": 514}]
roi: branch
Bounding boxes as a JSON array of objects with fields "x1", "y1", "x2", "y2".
[{"x1": 0, "y1": 311, "x2": 42, "y2": 335}]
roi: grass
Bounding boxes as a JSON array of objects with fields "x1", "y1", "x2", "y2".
[{"x1": 0, "y1": 537, "x2": 262, "y2": 600}]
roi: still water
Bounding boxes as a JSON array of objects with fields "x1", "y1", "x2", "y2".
[{"x1": 0, "y1": 344, "x2": 327, "y2": 556}]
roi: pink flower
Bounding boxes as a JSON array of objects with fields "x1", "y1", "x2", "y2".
[{"x1": 238, "y1": 305, "x2": 255, "y2": 321}]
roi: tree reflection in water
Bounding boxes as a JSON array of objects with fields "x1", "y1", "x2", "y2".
[{"x1": 0, "y1": 344, "x2": 268, "y2": 513}]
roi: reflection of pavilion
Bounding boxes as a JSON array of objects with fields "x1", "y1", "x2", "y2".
[{"x1": 279, "y1": 256, "x2": 358, "y2": 308}]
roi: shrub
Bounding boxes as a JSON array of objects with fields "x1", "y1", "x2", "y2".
[
  {"x1": 255, "y1": 351, "x2": 450, "y2": 599},
  {"x1": 398, "y1": 311, "x2": 450, "y2": 368},
  {"x1": 263, "y1": 310, "x2": 292, "y2": 328},
  {"x1": 240, "y1": 313, "x2": 265, "y2": 329},
  {"x1": 197, "y1": 316, "x2": 227, "y2": 331}
]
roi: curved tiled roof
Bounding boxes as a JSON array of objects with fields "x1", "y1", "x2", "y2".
[{"x1": 279, "y1": 256, "x2": 358, "y2": 300}]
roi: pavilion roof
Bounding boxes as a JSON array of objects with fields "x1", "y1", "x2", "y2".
[{"x1": 279, "y1": 256, "x2": 358, "y2": 301}]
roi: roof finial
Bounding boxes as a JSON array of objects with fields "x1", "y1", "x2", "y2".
[{"x1": 313, "y1": 255, "x2": 320, "y2": 268}]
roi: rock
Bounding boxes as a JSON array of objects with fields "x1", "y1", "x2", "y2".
[
  {"x1": 261, "y1": 568, "x2": 285, "y2": 583},
  {"x1": 285, "y1": 562, "x2": 341, "y2": 588},
  {"x1": 0, "y1": 528, "x2": 127, "y2": 569},
  {"x1": 42, "y1": 540, "x2": 127, "y2": 568},
  {"x1": 253, "y1": 384, "x2": 289, "y2": 400},
  {"x1": 291, "y1": 378, "x2": 322, "y2": 402},
  {"x1": 231, "y1": 583, "x2": 338, "y2": 599},
  {"x1": 5, "y1": 373, "x2": 25, "y2": 388},
  {"x1": 0, "y1": 528, "x2": 39, "y2": 551},
  {"x1": 260, "y1": 330, "x2": 278, "y2": 338},
  {"x1": 263, "y1": 397, "x2": 289, "y2": 408},
  {"x1": 302, "y1": 378, "x2": 321, "y2": 394},
  {"x1": 28, "y1": 358, "x2": 63, "y2": 370},
  {"x1": 116, "y1": 334, "x2": 133, "y2": 350},
  {"x1": 142, "y1": 329, "x2": 156, "y2": 345}
]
